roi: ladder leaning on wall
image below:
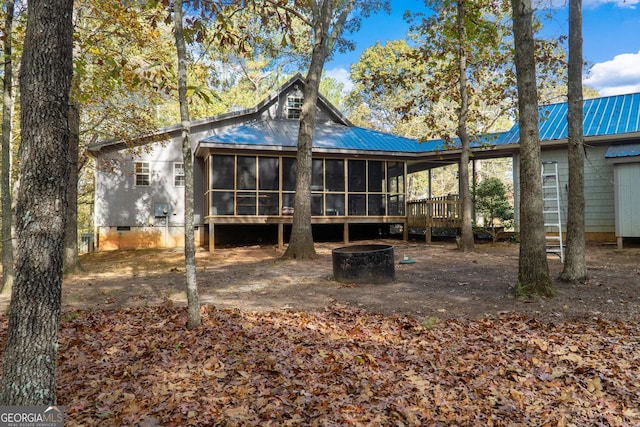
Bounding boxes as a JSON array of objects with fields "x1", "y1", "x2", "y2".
[{"x1": 541, "y1": 161, "x2": 564, "y2": 263}]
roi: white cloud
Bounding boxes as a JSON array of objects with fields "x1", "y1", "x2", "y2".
[
  {"x1": 583, "y1": 0, "x2": 639, "y2": 8},
  {"x1": 324, "y1": 67, "x2": 354, "y2": 94},
  {"x1": 537, "y1": 0, "x2": 639, "y2": 9},
  {"x1": 583, "y1": 50, "x2": 640, "y2": 96}
]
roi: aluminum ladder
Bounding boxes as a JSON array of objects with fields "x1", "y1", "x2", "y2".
[{"x1": 541, "y1": 161, "x2": 564, "y2": 262}]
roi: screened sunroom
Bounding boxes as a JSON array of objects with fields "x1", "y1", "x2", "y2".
[{"x1": 204, "y1": 154, "x2": 406, "y2": 218}]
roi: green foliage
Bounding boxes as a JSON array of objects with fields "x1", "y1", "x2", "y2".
[
  {"x1": 319, "y1": 75, "x2": 345, "y2": 110},
  {"x1": 474, "y1": 176, "x2": 514, "y2": 242},
  {"x1": 421, "y1": 316, "x2": 440, "y2": 330},
  {"x1": 65, "y1": 311, "x2": 81, "y2": 321},
  {"x1": 73, "y1": 0, "x2": 176, "y2": 132},
  {"x1": 345, "y1": 39, "x2": 431, "y2": 137},
  {"x1": 514, "y1": 279, "x2": 557, "y2": 299},
  {"x1": 405, "y1": 0, "x2": 519, "y2": 141},
  {"x1": 346, "y1": 1, "x2": 566, "y2": 143},
  {"x1": 514, "y1": 280, "x2": 537, "y2": 299}
]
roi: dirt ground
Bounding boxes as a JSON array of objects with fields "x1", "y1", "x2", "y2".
[{"x1": 6, "y1": 239, "x2": 638, "y2": 322}]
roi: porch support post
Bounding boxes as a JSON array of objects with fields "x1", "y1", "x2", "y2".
[
  {"x1": 278, "y1": 223, "x2": 284, "y2": 250},
  {"x1": 343, "y1": 222, "x2": 349, "y2": 244},
  {"x1": 208, "y1": 223, "x2": 215, "y2": 253},
  {"x1": 472, "y1": 159, "x2": 477, "y2": 222}
]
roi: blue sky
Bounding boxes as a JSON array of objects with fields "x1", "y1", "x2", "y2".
[{"x1": 325, "y1": 0, "x2": 640, "y2": 97}]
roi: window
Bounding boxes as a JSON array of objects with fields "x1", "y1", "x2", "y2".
[
  {"x1": 282, "y1": 157, "x2": 297, "y2": 191},
  {"x1": 325, "y1": 159, "x2": 344, "y2": 191},
  {"x1": 287, "y1": 95, "x2": 303, "y2": 119},
  {"x1": 368, "y1": 161, "x2": 384, "y2": 192},
  {"x1": 212, "y1": 155, "x2": 234, "y2": 189},
  {"x1": 237, "y1": 156, "x2": 256, "y2": 190},
  {"x1": 135, "y1": 162, "x2": 150, "y2": 186},
  {"x1": 312, "y1": 159, "x2": 324, "y2": 190},
  {"x1": 259, "y1": 157, "x2": 279, "y2": 190},
  {"x1": 387, "y1": 162, "x2": 405, "y2": 215},
  {"x1": 174, "y1": 163, "x2": 185, "y2": 187},
  {"x1": 348, "y1": 160, "x2": 366, "y2": 192}
]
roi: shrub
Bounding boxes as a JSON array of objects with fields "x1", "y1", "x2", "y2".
[{"x1": 474, "y1": 177, "x2": 514, "y2": 242}]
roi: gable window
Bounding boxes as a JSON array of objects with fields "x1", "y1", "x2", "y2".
[
  {"x1": 287, "y1": 95, "x2": 303, "y2": 119},
  {"x1": 174, "y1": 162, "x2": 185, "y2": 187},
  {"x1": 135, "y1": 162, "x2": 150, "y2": 186}
]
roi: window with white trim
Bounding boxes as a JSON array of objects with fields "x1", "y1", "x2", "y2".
[
  {"x1": 174, "y1": 162, "x2": 185, "y2": 187},
  {"x1": 286, "y1": 95, "x2": 303, "y2": 119},
  {"x1": 135, "y1": 162, "x2": 150, "y2": 186}
]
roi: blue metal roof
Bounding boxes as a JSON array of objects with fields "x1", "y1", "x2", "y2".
[
  {"x1": 201, "y1": 119, "x2": 516, "y2": 154},
  {"x1": 605, "y1": 143, "x2": 640, "y2": 159},
  {"x1": 200, "y1": 93, "x2": 640, "y2": 155},
  {"x1": 502, "y1": 92, "x2": 640, "y2": 144},
  {"x1": 201, "y1": 120, "x2": 433, "y2": 153}
]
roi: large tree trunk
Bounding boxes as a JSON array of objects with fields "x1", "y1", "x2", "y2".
[
  {"x1": 283, "y1": 2, "x2": 333, "y2": 260},
  {"x1": 560, "y1": 0, "x2": 587, "y2": 282},
  {"x1": 511, "y1": 0, "x2": 555, "y2": 297},
  {"x1": 1, "y1": 0, "x2": 15, "y2": 295},
  {"x1": 64, "y1": 102, "x2": 80, "y2": 274},
  {"x1": 0, "y1": 0, "x2": 74, "y2": 405},
  {"x1": 172, "y1": 0, "x2": 201, "y2": 329},
  {"x1": 456, "y1": 1, "x2": 475, "y2": 252},
  {"x1": 280, "y1": 0, "x2": 359, "y2": 259}
]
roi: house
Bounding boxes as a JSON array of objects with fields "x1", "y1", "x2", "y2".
[
  {"x1": 89, "y1": 74, "x2": 640, "y2": 251},
  {"x1": 89, "y1": 74, "x2": 423, "y2": 251}
]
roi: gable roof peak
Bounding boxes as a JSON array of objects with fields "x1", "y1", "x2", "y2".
[{"x1": 255, "y1": 72, "x2": 352, "y2": 127}]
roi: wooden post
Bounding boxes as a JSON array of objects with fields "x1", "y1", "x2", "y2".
[
  {"x1": 278, "y1": 223, "x2": 284, "y2": 250},
  {"x1": 343, "y1": 222, "x2": 349, "y2": 244},
  {"x1": 208, "y1": 223, "x2": 215, "y2": 253}
]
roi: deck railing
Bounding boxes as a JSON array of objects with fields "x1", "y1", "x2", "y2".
[{"x1": 407, "y1": 196, "x2": 462, "y2": 243}]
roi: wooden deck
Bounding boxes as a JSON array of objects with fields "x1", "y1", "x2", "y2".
[{"x1": 407, "y1": 196, "x2": 462, "y2": 243}]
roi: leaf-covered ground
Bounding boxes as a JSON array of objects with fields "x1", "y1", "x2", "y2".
[{"x1": 3, "y1": 304, "x2": 638, "y2": 426}]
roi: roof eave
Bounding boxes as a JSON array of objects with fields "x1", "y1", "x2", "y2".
[{"x1": 196, "y1": 142, "x2": 421, "y2": 159}]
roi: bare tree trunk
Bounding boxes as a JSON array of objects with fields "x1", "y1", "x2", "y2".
[
  {"x1": 283, "y1": 1, "x2": 334, "y2": 260},
  {"x1": 456, "y1": 1, "x2": 475, "y2": 252},
  {"x1": 511, "y1": 0, "x2": 555, "y2": 297},
  {"x1": 0, "y1": 0, "x2": 74, "y2": 404},
  {"x1": 64, "y1": 102, "x2": 80, "y2": 273},
  {"x1": 560, "y1": 0, "x2": 587, "y2": 282},
  {"x1": 172, "y1": 0, "x2": 201, "y2": 329},
  {"x1": 278, "y1": 0, "x2": 359, "y2": 259},
  {"x1": 1, "y1": 0, "x2": 15, "y2": 295}
]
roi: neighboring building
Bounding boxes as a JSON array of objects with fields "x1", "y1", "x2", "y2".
[
  {"x1": 88, "y1": 75, "x2": 640, "y2": 251},
  {"x1": 493, "y1": 94, "x2": 640, "y2": 249}
]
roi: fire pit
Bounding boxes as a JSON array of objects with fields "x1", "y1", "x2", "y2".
[{"x1": 332, "y1": 244, "x2": 395, "y2": 284}]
